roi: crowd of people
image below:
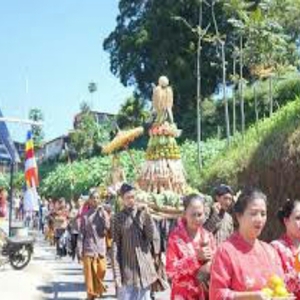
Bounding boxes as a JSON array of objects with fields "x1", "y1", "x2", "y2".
[{"x1": 30, "y1": 184, "x2": 300, "y2": 300}]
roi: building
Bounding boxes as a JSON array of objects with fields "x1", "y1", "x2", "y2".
[
  {"x1": 36, "y1": 135, "x2": 69, "y2": 163},
  {"x1": 14, "y1": 141, "x2": 25, "y2": 160},
  {"x1": 73, "y1": 110, "x2": 115, "y2": 129},
  {"x1": 36, "y1": 110, "x2": 116, "y2": 163},
  {"x1": 0, "y1": 109, "x2": 20, "y2": 174}
]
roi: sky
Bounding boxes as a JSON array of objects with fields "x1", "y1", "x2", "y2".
[{"x1": 0, "y1": 0, "x2": 133, "y2": 142}]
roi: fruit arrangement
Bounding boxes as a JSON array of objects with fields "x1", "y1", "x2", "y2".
[
  {"x1": 135, "y1": 189, "x2": 182, "y2": 208},
  {"x1": 148, "y1": 135, "x2": 177, "y2": 147},
  {"x1": 102, "y1": 127, "x2": 144, "y2": 154},
  {"x1": 146, "y1": 144, "x2": 181, "y2": 160},
  {"x1": 149, "y1": 122, "x2": 181, "y2": 137},
  {"x1": 261, "y1": 275, "x2": 294, "y2": 299}
]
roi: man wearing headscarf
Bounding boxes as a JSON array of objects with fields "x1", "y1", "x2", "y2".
[
  {"x1": 203, "y1": 184, "x2": 234, "y2": 246},
  {"x1": 78, "y1": 190, "x2": 110, "y2": 300}
]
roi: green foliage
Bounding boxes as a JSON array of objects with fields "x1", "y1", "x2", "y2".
[
  {"x1": 0, "y1": 173, "x2": 8, "y2": 189},
  {"x1": 104, "y1": 0, "x2": 300, "y2": 140},
  {"x1": 40, "y1": 150, "x2": 145, "y2": 199},
  {"x1": 13, "y1": 172, "x2": 25, "y2": 191},
  {"x1": 103, "y1": 0, "x2": 237, "y2": 139},
  {"x1": 199, "y1": 97, "x2": 300, "y2": 192},
  {"x1": 117, "y1": 96, "x2": 150, "y2": 129},
  {"x1": 69, "y1": 111, "x2": 113, "y2": 159},
  {"x1": 28, "y1": 108, "x2": 44, "y2": 148},
  {"x1": 39, "y1": 139, "x2": 225, "y2": 199},
  {"x1": 207, "y1": 74, "x2": 300, "y2": 138},
  {"x1": 180, "y1": 139, "x2": 226, "y2": 187}
]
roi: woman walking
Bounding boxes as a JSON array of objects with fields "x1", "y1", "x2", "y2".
[
  {"x1": 272, "y1": 199, "x2": 300, "y2": 299},
  {"x1": 166, "y1": 194, "x2": 216, "y2": 300},
  {"x1": 209, "y1": 188, "x2": 284, "y2": 300}
]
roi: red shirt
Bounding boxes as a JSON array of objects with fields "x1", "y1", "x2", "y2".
[
  {"x1": 166, "y1": 218, "x2": 216, "y2": 300},
  {"x1": 272, "y1": 234, "x2": 300, "y2": 299},
  {"x1": 0, "y1": 197, "x2": 7, "y2": 218},
  {"x1": 210, "y1": 232, "x2": 284, "y2": 300}
]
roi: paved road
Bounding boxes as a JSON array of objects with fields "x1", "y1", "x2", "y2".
[
  {"x1": 0, "y1": 234, "x2": 115, "y2": 300},
  {"x1": 0, "y1": 234, "x2": 170, "y2": 300}
]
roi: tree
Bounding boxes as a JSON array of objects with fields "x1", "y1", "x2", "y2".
[
  {"x1": 69, "y1": 104, "x2": 112, "y2": 159},
  {"x1": 103, "y1": 0, "x2": 237, "y2": 140},
  {"x1": 241, "y1": 3, "x2": 289, "y2": 117},
  {"x1": 88, "y1": 82, "x2": 97, "y2": 103},
  {"x1": 231, "y1": 48, "x2": 238, "y2": 135},
  {"x1": 28, "y1": 108, "x2": 44, "y2": 148},
  {"x1": 211, "y1": 0, "x2": 230, "y2": 145},
  {"x1": 172, "y1": 0, "x2": 210, "y2": 169},
  {"x1": 104, "y1": 0, "x2": 300, "y2": 140},
  {"x1": 224, "y1": 0, "x2": 298, "y2": 135},
  {"x1": 80, "y1": 101, "x2": 92, "y2": 114},
  {"x1": 196, "y1": 0, "x2": 205, "y2": 169},
  {"x1": 116, "y1": 96, "x2": 150, "y2": 129}
]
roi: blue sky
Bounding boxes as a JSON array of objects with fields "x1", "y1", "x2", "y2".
[{"x1": 0, "y1": 1, "x2": 133, "y2": 142}]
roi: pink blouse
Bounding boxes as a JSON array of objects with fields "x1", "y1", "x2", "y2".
[
  {"x1": 271, "y1": 234, "x2": 300, "y2": 299},
  {"x1": 210, "y1": 232, "x2": 284, "y2": 300},
  {"x1": 166, "y1": 218, "x2": 216, "y2": 300}
]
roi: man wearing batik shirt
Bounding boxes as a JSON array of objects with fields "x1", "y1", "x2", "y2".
[
  {"x1": 112, "y1": 183, "x2": 157, "y2": 300},
  {"x1": 204, "y1": 184, "x2": 234, "y2": 246}
]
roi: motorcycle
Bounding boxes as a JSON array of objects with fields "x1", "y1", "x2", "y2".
[{"x1": 0, "y1": 228, "x2": 34, "y2": 270}]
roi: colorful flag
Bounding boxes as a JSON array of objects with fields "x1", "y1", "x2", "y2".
[{"x1": 25, "y1": 131, "x2": 39, "y2": 188}]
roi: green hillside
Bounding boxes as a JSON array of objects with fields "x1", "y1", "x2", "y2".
[{"x1": 200, "y1": 98, "x2": 300, "y2": 240}]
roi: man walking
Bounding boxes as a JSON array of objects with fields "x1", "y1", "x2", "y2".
[
  {"x1": 204, "y1": 184, "x2": 234, "y2": 246},
  {"x1": 112, "y1": 183, "x2": 157, "y2": 300}
]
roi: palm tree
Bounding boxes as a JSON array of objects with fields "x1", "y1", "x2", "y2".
[
  {"x1": 88, "y1": 82, "x2": 97, "y2": 103},
  {"x1": 28, "y1": 108, "x2": 44, "y2": 148}
]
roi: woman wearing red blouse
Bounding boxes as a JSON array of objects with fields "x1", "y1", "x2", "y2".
[
  {"x1": 209, "y1": 188, "x2": 284, "y2": 300},
  {"x1": 272, "y1": 199, "x2": 300, "y2": 299},
  {"x1": 0, "y1": 188, "x2": 7, "y2": 219},
  {"x1": 166, "y1": 194, "x2": 216, "y2": 300}
]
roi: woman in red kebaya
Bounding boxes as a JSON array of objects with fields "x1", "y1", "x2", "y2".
[
  {"x1": 209, "y1": 188, "x2": 284, "y2": 300},
  {"x1": 272, "y1": 199, "x2": 300, "y2": 299},
  {"x1": 166, "y1": 194, "x2": 216, "y2": 300},
  {"x1": 0, "y1": 188, "x2": 7, "y2": 219}
]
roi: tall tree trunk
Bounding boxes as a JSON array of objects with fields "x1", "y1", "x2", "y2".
[
  {"x1": 269, "y1": 76, "x2": 273, "y2": 117},
  {"x1": 221, "y1": 41, "x2": 230, "y2": 145},
  {"x1": 232, "y1": 54, "x2": 237, "y2": 136},
  {"x1": 254, "y1": 81, "x2": 259, "y2": 123},
  {"x1": 197, "y1": 0, "x2": 203, "y2": 171},
  {"x1": 211, "y1": 0, "x2": 230, "y2": 144},
  {"x1": 239, "y1": 36, "x2": 245, "y2": 139}
]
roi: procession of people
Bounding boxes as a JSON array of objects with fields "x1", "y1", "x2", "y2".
[{"x1": 7, "y1": 182, "x2": 290, "y2": 300}]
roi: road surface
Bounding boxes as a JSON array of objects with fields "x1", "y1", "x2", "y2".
[{"x1": 0, "y1": 234, "x2": 170, "y2": 299}]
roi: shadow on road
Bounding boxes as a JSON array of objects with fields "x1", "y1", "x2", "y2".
[{"x1": 37, "y1": 280, "x2": 85, "y2": 300}]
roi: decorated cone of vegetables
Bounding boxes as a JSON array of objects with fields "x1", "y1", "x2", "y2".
[{"x1": 138, "y1": 76, "x2": 187, "y2": 195}]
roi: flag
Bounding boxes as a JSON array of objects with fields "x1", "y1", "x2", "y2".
[{"x1": 25, "y1": 131, "x2": 39, "y2": 188}]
